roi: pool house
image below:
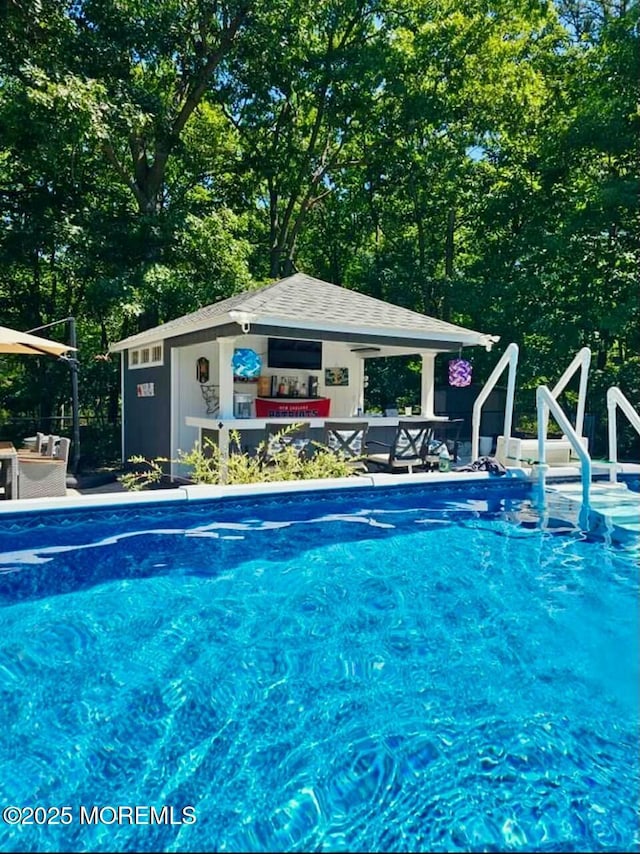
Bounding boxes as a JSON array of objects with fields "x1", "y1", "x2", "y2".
[{"x1": 110, "y1": 273, "x2": 500, "y2": 475}]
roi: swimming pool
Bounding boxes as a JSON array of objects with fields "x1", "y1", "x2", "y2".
[{"x1": 0, "y1": 481, "x2": 638, "y2": 852}]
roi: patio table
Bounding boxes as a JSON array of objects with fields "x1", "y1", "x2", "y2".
[{"x1": 0, "y1": 441, "x2": 18, "y2": 500}]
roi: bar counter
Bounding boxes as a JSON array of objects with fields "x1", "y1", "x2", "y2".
[{"x1": 186, "y1": 414, "x2": 452, "y2": 432}]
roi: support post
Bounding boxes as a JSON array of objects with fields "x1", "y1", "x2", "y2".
[
  {"x1": 217, "y1": 338, "x2": 236, "y2": 418},
  {"x1": 69, "y1": 318, "x2": 81, "y2": 474},
  {"x1": 354, "y1": 356, "x2": 365, "y2": 415},
  {"x1": 27, "y1": 316, "x2": 81, "y2": 475},
  {"x1": 420, "y1": 353, "x2": 436, "y2": 417}
]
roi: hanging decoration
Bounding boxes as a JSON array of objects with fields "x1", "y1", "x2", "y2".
[
  {"x1": 232, "y1": 348, "x2": 262, "y2": 380},
  {"x1": 448, "y1": 358, "x2": 472, "y2": 387},
  {"x1": 196, "y1": 356, "x2": 210, "y2": 384}
]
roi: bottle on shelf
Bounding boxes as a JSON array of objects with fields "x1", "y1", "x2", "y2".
[{"x1": 308, "y1": 375, "x2": 319, "y2": 398}]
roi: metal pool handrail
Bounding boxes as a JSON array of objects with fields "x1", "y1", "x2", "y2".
[
  {"x1": 537, "y1": 385, "x2": 592, "y2": 509},
  {"x1": 607, "y1": 386, "x2": 640, "y2": 484},
  {"x1": 550, "y1": 346, "x2": 591, "y2": 439},
  {"x1": 471, "y1": 342, "x2": 519, "y2": 462}
]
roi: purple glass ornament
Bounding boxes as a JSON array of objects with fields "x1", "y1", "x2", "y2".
[{"x1": 448, "y1": 358, "x2": 472, "y2": 387}]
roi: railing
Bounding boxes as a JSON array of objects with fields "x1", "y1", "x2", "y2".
[
  {"x1": 537, "y1": 385, "x2": 592, "y2": 508},
  {"x1": 550, "y1": 346, "x2": 591, "y2": 438},
  {"x1": 607, "y1": 386, "x2": 640, "y2": 484},
  {"x1": 471, "y1": 343, "x2": 519, "y2": 462}
]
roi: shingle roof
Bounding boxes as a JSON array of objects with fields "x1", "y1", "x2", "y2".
[{"x1": 110, "y1": 273, "x2": 496, "y2": 351}]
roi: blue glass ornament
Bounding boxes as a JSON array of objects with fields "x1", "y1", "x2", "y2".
[{"x1": 232, "y1": 348, "x2": 262, "y2": 379}]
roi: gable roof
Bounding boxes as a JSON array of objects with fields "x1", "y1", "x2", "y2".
[{"x1": 110, "y1": 273, "x2": 498, "y2": 352}]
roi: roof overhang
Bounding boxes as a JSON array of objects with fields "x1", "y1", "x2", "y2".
[
  {"x1": 250, "y1": 315, "x2": 499, "y2": 351},
  {"x1": 110, "y1": 312, "x2": 499, "y2": 353}
]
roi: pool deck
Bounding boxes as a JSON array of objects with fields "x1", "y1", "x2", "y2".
[{"x1": 0, "y1": 462, "x2": 638, "y2": 517}]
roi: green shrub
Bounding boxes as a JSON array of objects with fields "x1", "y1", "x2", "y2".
[{"x1": 119, "y1": 424, "x2": 360, "y2": 490}]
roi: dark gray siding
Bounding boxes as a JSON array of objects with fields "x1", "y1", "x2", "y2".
[
  {"x1": 167, "y1": 324, "x2": 235, "y2": 348},
  {"x1": 123, "y1": 359, "x2": 172, "y2": 461},
  {"x1": 122, "y1": 328, "x2": 225, "y2": 463}
]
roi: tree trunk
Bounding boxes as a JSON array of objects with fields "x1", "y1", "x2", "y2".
[{"x1": 442, "y1": 208, "x2": 455, "y2": 320}]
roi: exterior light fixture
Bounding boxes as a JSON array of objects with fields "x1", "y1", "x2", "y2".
[{"x1": 229, "y1": 311, "x2": 257, "y2": 334}]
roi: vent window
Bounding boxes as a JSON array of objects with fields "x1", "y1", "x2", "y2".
[{"x1": 129, "y1": 342, "x2": 163, "y2": 369}]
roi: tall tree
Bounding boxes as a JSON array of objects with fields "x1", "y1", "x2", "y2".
[{"x1": 220, "y1": 0, "x2": 388, "y2": 277}]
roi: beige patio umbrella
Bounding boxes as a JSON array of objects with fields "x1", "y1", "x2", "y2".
[{"x1": 0, "y1": 325, "x2": 77, "y2": 357}]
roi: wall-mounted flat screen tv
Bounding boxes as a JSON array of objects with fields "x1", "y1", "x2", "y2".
[{"x1": 267, "y1": 338, "x2": 322, "y2": 370}]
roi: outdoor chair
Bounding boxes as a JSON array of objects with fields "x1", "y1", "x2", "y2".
[
  {"x1": 41, "y1": 434, "x2": 60, "y2": 457},
  {"x1": 19, "y1": 431, "x2": 45, "y2": 454},
  {"x1": 365, "y1": 419, "x2": 435, "y2": 474},
  {"x1": 261, "y1": 422, "x2": 311, "y2": 463},
  {"x1": 322, "y1": 421, "x2": 369, "y2": 471},
  {"x1": 18, "y1": 432, "x2": 47, "y2": 454},
  {"x1": 19, "y1": 432, "x2": 60, "y2": 457},
  {"x1": 17, "y1": 437, "x2": 70, "y2": 499},
  {"x1": 0, "y1": 460, "x2": 11, "y2": 499}
]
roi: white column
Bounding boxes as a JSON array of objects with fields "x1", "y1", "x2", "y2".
[
  {"x1": 355, "y1": 357, "x2": 365, "y2": 415},
  {"x1": 217, "y1": 425, "x2": 230, "y2": 483},
  {"x1": 420, "y1": 353, "x2": 436, "y2": 417},
  {"x1": 217, "y1": 338, "x2": 236, "y2": 418},
  {"x1": 170, "y1": 347, "x2": 178, "y2": 480}
]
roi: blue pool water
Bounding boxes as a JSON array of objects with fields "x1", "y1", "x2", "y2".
[{"x1": 0, "y1": 483, "x2": 638, "y2": 852}]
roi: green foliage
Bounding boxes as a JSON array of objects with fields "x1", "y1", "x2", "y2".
[
  {"x1": 589, "y1": 356, "x2": 640, "y2": 459},
  {"x1": 119, "y1": 455, "x2": 171, "y2": 492},
  {"x1": 0, "y1": 0, "x2": 638, "y2": 457},
  {"x1": 119, "y1": 426, "x2": 359, "y2": 490}
]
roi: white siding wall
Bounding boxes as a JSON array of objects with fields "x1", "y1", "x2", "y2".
[
  {"x1": 172, "y1": 341, "x2": 220, "y2": 476},
  {"x1": 208, "y1": 334, "x2": 364, "y2": 419},
  {"x1": 173, "y1": 337, "x2": 365, "y2": 466},
  {"x1": 321, "y1": 341, "x2": 363, "y2": 416}
]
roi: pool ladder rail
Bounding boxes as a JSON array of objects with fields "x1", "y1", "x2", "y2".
[
  {"x1": 607, "y1": 386, "x2": 640, "y2": 484},
  {"x1": 536, "y1": 384, "x2": 640, "y2": 528}
]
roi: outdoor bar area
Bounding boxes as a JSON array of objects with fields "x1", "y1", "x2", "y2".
[
  {"x1": 110, "y1": 274, "x2": 500, "y2": 475},
  {"x1": 185, "y1": 337, "x2": 461, "y2": 462}
]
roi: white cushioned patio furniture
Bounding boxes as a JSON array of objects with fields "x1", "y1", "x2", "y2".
[
  {"x1": 19, "y1": 432, "x2": 60, "y2": 457},
  {"x1": 17, "y1": 437, "x2": 70, "y2": 499}
]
